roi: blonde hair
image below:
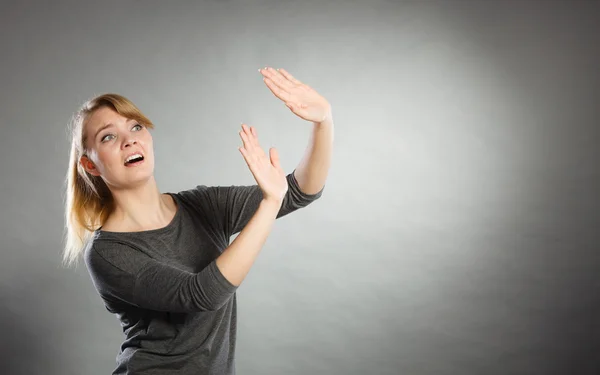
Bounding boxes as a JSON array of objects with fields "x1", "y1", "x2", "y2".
[{"x1": 62, "y1": 93, "x2": 154, "y2": 267}]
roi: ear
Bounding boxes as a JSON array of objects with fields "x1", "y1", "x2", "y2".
[{"x1": 80, "y1": 155, "x2": 101, "y2": 177}]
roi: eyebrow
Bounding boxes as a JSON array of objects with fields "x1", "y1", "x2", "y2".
[{"x1": 94, "y1": 123, "x2": 114, "y2": 140}]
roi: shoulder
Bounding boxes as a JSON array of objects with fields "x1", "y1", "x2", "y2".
[
  {"x1": 82, "y1": 237, "x2": 139, "y2": 304},
  {"x1": 173, "y1": 183, "x2": 257, "y2": 214},
  {"x1": 174, "y1": 184, "x2": 219, "y2": 205},
  {"x1": 83, "y1": 235, "x2": 150, "y2": 275}
]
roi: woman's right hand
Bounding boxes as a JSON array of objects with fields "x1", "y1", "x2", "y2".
[{"x1": 238, "y1": 123, "x2": 288, "y2": 204}]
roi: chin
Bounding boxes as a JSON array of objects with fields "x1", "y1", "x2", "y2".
[{"x1": 109, "y1": 162, "x2": 155, "y2": 187}]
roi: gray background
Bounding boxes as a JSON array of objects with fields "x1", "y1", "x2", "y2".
[{"x1": 1, "y1": 0, "x2": 598, "y2": 374}]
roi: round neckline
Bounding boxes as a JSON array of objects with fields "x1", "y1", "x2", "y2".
[{"x1": 97, "y1": 193, "x2": 181, "y2": 235}]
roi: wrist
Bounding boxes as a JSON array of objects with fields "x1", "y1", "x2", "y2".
[
  {"x1": 315, "y1": 114, "x2": 333, "y2": 128},
  {"x1": 261, "y1": 197, "x2": 283, "y2": 209}
]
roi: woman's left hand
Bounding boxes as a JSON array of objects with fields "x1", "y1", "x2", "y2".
[{"x1": 259, "y1": 67, "x2": 332, "y2": 124}]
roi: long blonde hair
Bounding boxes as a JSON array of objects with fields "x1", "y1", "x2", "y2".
[{"x1": 62, "y1": 93, "x2": 154, "y2": 267}]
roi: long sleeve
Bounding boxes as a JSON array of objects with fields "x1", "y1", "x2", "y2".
[
  {"x1": 84, "y1": 240, "x2": 238, "y2": 313},
  {"x1": 179, "y1": 169, "x2": 324, "y2": 239}
]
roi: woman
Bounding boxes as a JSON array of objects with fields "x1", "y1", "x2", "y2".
[{"x1": 62, "y1": 67, "x2": 333, "y2": 374}]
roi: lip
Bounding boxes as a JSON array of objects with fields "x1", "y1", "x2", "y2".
[
  {"x1": 124, "y1": 151, "x2": 144, "y2": 166},
  {"x1": 124, "y1": 158, "x2": 145, "y2": 167}
]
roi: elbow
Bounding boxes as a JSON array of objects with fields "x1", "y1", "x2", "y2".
[
  {"x1": 185, "y1": 261, "x2": 238, "y2": 312},
  {"x1": 188, "y1": 277, "x2": 236, "y2": 312}
]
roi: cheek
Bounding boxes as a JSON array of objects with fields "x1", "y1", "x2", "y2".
[
  {"x1": 96, "y1": 148, "x2": 120, "y2": 171},
  {"x1": 142, "y1": 135, "x2": 153, "y2": 152},
  {"x1": 143, "y1": 132, "x2": 153, "y2": 144}
]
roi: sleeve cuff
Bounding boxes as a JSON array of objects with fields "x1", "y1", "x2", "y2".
[
  {"x1": 208, "y1": 260, "x2": 239, "y2": 292},
  {"x1": 288, "y1": 169, "x2": 325, "y2": 201}
]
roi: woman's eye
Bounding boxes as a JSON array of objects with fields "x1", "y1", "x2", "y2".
[{"x1": 100, "y1": 124, "x2": 142, "y2": 143}]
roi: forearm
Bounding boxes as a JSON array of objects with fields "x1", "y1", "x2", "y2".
[
  {"x1": 294, "y1": 118, "x2": 334, "y2": 195},
  {"x1": 215, "y1": 199, "x2": 281, "y2": 286}
]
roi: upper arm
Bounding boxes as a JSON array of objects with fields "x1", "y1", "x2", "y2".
[{"x1": 193, "y1": 169, "x2": 325, "y2": 238}]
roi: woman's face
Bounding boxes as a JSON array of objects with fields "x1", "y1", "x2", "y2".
[{"x1": 80, "y1": 106, "x2": 154, "y2": 189}]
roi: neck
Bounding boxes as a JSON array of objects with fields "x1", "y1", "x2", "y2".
[{"x1": 106, "y1": 176, "x2": 173, "y2": 231}]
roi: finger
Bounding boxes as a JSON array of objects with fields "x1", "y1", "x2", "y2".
[
  {"x1": 262, "y1": 67, "x2": 294, "y2": 90},
  {"x1": 240, "y1": 126, "x2": 267, "y2": 165},
  {"x1": 264, "y1": 77, "x2": 291, "y2": 102},
  {"x1": 241, "y1": 123, "x2": 259, "y2": 148},
  {"x1": 265, "y1": 75, "x2": 294, "y2": 100},
  {"x1": 240, "y1": 140, "x2": 261, "y2": 168},
  {"x1": 240, "y1": 124, "x2": 255, "y2": 146},
  {"x1": 277, "y1": 68, "x2": 302, "y2": 85},
  {"x1": 239, "y1": 129, "x2": 255, "y2": 153}
]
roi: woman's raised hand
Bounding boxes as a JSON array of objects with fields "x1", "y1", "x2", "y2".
[{"x1": 238, "y1": 123, "x2": 288, "y2": 204}]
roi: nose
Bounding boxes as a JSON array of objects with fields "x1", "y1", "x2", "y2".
[{"x1": 123, "y1": 136, "x2": 138, "y2": 149}]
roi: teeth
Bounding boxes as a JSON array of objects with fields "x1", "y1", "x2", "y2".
[{"x1": 126, "y1": 154, "x2": 143, "y2": 162}]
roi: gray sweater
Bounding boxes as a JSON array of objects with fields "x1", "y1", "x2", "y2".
[{"x1": 84, "y1": 170, "x2": 324, "y2": 374}]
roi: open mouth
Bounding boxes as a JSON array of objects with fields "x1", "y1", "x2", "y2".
[{"x1": 124, "y1": 155, "x2": 145, "y2": 166}]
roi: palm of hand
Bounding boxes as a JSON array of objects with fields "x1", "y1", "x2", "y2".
[
  {"x1": 238, "y1": 123, "x2": 288, "y2": 202},
  {"x1": 260, "y1": 67, "x2": 332, "y2": 123}
]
